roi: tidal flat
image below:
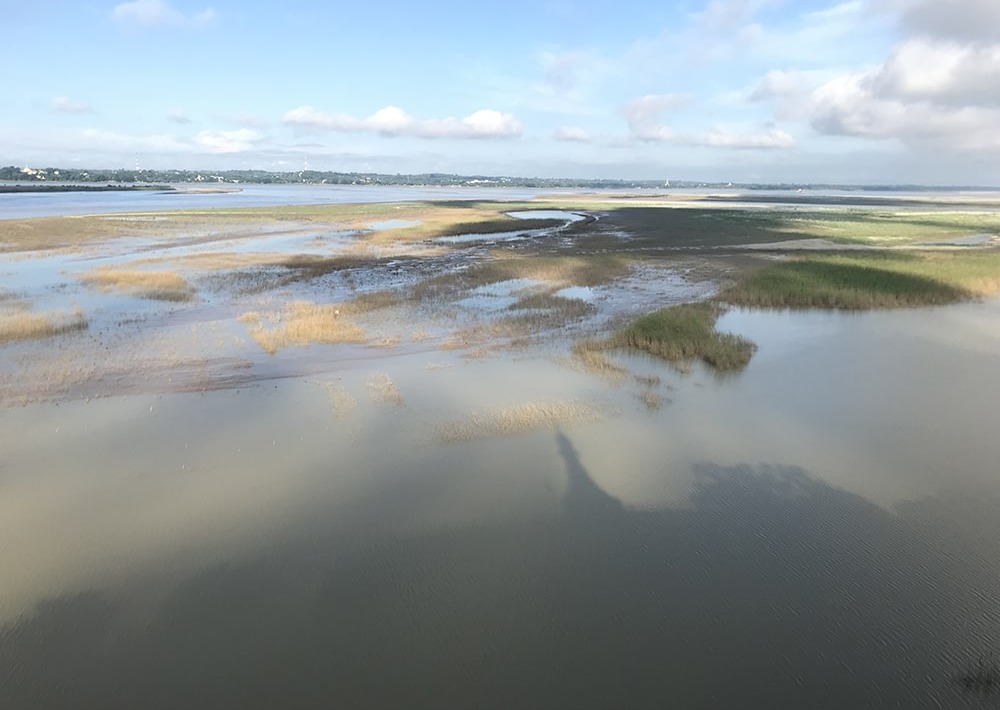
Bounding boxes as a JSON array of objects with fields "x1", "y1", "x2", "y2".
[{"x1": 3, "y1": 191, "x2": 1000, "y2": 708}]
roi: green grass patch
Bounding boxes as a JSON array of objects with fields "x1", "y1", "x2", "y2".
[
  {"x1": 585, "y1": 302, "x2": 756, "y2": 372},
  {"x1": 722, "y1": 251, "x2": 1000, "y2": 309}
]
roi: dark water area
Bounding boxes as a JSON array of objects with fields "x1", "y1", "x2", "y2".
[{"x1": 2, "y1": 296, "x2": 1000, "y2": 707}]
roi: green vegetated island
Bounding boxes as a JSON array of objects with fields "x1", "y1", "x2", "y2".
[{"x1": 2, "y1": 179, "x2": 999, "y2": 395}]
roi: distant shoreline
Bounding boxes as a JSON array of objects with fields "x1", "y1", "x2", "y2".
[{"x1": 0, "y1": 184, "x2": 174, "y2": 194}]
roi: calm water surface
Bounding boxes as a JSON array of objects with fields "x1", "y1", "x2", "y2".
[
  {"x1": 2, "y1": 300, "x2": 1000, "y2": 708},
  {"x1": 0, "y1": 184, "x2": 593, "y2": 219}
]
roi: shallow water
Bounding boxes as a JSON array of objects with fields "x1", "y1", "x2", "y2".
[{"x1": 3, "y1": 298, "x2": 1000, "y2": 708}]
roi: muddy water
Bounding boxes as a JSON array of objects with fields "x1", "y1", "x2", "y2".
[{"x1": 3, "y1": 297, "x2": 1000, "y2": 708}]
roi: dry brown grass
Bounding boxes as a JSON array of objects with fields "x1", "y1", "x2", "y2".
[
  {"x1": 0, "y1": 306, "x2": 87, "y2": 343},
  {"x1": 240, "y1": 301, "x2": 367, "y2": 354},
  {"x1": 80, "y1": 267, "x2": 195, "y2": 301},
  {"x1": 367, "y1": 372, "x2": 404, "y2": 406},
  {"x1": 437, "y1": 400, "x2": 603, "y2": 443}
]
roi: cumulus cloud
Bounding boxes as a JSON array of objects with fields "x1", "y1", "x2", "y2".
[
  {"x1": 810, "y1": 73, "x2": 1000, "y2": 150},
  {"x1": 808, "y1": 28, "x2": 1000, "y2": 151},
  {"x1": 282, "y1": 105, "x2": 522, "y2": 139},
  {"x1": 622, "y1": 93, "x2": 792, "y2": 149},
  {"x1": 195, "y1": 128, "x2": 263, "y2": 154},
  {"x1": 112, "y1": 0, "x2": 217, "y2": 29},
  {"x1": 621, "y1": 94, "x2": 686, "y2": 141},
  {"x1": 50, "y1": 96, "x2": 91, "y2": 114},
  {"x1": 749, "y1": 70, "x2": 811, "y2": 102},
  {"x1": 700, "y1": 127, "x2": 795, "y2": 149},
  {"x1": 868, "y1": 39, "x2": 1000, "y2": 107},
  {"x1": 553, "y1": 126, "x2": 591, "y2": 142}
]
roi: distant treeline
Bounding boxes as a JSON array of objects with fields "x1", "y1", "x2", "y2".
[{"x1": 0, "y1": 165, "x2": 992, "y2": 192}]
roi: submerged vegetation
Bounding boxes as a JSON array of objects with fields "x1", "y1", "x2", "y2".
[{"x1": 437, "y1": 400, "x2": 603, "y2": 443}]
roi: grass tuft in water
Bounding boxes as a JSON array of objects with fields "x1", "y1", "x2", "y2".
[
  {"x1": 586, "y1": 302, "x2": 756, "y2": 372},
  {"x1": 240, "y1": 301, "x2": 367, "y2": 354},
  {"x1": 0, "y1": 306, "x2": 87, "y2": 343},
  {"x1": 80, "y1": 267, "x2": 195, "y2": 301}
]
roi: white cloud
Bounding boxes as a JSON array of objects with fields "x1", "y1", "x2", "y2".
[
  {"x1": 810, "y1": 72, "x2": 1000, "y2": 151},
  {"x1": 195, "y1": 128, "x2": 263, "y2": 154},
  {"x1": 749, "y1": 70, "x2": 811, "y2": 102},
  {"x1": 700, "y1": 127, "x2": 795, "y2": 149},
  {"x1": 553, "y1": 126, "x2": 591, "y2": 142},
  {"x1": 807, "y1": 19, "x2": 1000, "y2": 152},
  {"x1": 72, "y1": 127, "x2": 260, "y2": 156},
  {"x1": 868, "y1": 38, "x2": 1000, "y2": 108},
  {"x1": 621, "y1": 94, "x2": 686, "y2": 141},
  {"x1": 112, "y1": 0, "x2": 217, "y2": 29},
  {"x1": 621, "y1": 93, "x2": 792, "y2": 149},
  {"x1": 282, "y1": 105, "x2": 522, "y2": 139},
  {"x1": 50, "y1": 96, "x2": 91, "y2": 114}
]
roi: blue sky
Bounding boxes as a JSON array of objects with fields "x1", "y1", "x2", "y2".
[{"x1": 3, "y1": 0, "x2": 999, "y2": 184}]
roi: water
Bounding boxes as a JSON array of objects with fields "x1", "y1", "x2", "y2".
[{"x1": 3, "y1": 298, "x2": 1000, "y2": 708}]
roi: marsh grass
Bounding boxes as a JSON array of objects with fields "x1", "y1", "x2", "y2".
[
  {"x1": 240, "y1": 301, "x2": 367, "y2": 354},
  {"x1": 0, "y1": 306, "x2": 87, "y2": 343},
  {"x1": 584, "y1": 302, "x2": 756, "y2": 372},
  {"x1": 722, "y1": 251, "x2": 1000, "y2": 309},
  {"x1": 80, "y1": 268, "x2": 195, "y2": 301},
  {"x1": 437, "y1": 400, "x2": 602, "y2": 443}
]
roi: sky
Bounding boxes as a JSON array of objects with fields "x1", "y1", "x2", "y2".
[{"x1": 2, "y1": 0, "x2": 999, "y2": 184}]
